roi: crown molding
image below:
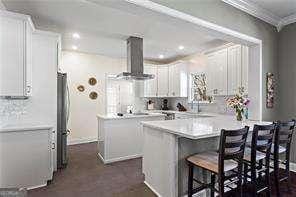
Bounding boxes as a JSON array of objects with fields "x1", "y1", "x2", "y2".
[
  {"x1": 222, "y1": 0, "x2": 296, "y2": 31},
  {"x1": 277, "y1": 13, "x2": 296, "y2": 31},
  {"x1": 222, "y1": 0, "x2": 281, "y2": 26}
]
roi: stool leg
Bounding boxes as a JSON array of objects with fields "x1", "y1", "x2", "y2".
[
  {"x1": 265, "y1": 160, "x2": 271, "y2": 197},
  {"x1": 188, "y1": 163, "x2": 194, "y2": 197},
  {"x1": 286, "y1": 153, "x2": 291, "y2": 192},
  {"x1": 274, "y1": 157, "x2": 280, "y2": 196},
  {"x1": 243, "y1": 163, "x2": 248, "y2": 186},
  {"x1": 251, "y1": 162, "x2": 257, "y2": 197},
  {"x1": 210, "y1": 173, "x2": 215, "y2": 197}
]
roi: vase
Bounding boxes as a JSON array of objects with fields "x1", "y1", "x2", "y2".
[{"x1": 236, "y1": 110, "x2": 243, "y2": 121}]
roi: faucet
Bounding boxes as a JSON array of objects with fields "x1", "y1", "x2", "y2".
[{"x1": 191, "y1": 99, "x2": 201, "y2": 113}]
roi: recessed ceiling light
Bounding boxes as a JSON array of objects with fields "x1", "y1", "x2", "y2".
[
  {"x1": 159, "y1": 54, "x2": 164, "y2": 59},
  {"x1": 72, "y1": 45, "x2": 78, "y2": 50},
  {"x1": 178, "y1": 45, "x2": 184, "y2": 50},
  {"x1": 72, "y1": 33, "x2": 80, "y2": 39}
]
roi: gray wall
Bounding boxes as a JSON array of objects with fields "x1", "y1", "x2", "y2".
[
  {"x1": 278, "y1": 22, "x2": 296, "y2": 162},
  {"x1": 152, "y1": 0, "x2": 279, "y2": 121}
]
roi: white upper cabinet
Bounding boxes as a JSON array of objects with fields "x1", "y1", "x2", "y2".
[
  {"x1": 157, "y1": 66, "x2": 169, "y2": 97},
  {"x1": 143, "y1": 62, "x2": 188, "y2": 98},
  {"x1": 0, "y1": 11, "x2": 34, "y2": 97},
  {"x1": 168, "y1": 62, "x2": 188, "y2": 97},
  {"x1": 206, "y1": 44, "x2": 248, "y2": 96},
  {"x1": 206, "y1": 49, "x2": 227, "y2": 96},
  {"x1": 241, "y1": 45, "x2": 249, "y2": 94},
  {"x1": 227, "y1": 45, "x2": 242, "y2": 95},
  {"x1": 144, "y1": 65, "x2": 158, "y2": 97}
]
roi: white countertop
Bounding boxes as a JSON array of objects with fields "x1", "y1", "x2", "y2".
[
  {"x1": 141, "y1": 114, "x2": 271, "y2": 139},
  {"x1": 0, "y1": 123, "x2": 53, "y2": 133},
  {"x1": 97, "y1": 112, "x2": 165, "y2": 120}
]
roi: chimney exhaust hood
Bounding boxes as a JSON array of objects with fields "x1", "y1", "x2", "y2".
[{"x1": 116, "y1": 36, "x2": 154, "y2": 80}]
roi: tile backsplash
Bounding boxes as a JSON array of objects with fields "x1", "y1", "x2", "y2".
[
  {"x1": 142, "y1": 96, "x2": 235, "y2": 115},
  {"x1": 0, "y1": 99, "x2": 29, "y2": 125}
]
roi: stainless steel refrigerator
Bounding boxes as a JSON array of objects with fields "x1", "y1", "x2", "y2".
[{"x1": 57, "y1": 72, "x2": 70, "y2": 168}]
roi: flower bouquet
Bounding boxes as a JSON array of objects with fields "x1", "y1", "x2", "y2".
[{"x1": 226, "y1": 94, "x2": 250, "y2": 121}]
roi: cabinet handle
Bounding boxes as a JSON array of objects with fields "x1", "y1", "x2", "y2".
[
  {"x1": 26, "y1": 86, "x2": 31, "y2": 93},
  {"x1": 52, "y1": 142, "x2": 55, "y2": 150}
]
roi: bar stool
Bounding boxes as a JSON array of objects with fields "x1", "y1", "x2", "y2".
[
  {"x1": 243, "y1": 124, "x2": 276, "y2": 197},
  {"x1": 272, "y1": 120, "x2": 295, "y2": 196},
  {"x1": 187, "y1": 126, "x2": 249, "y2": 197}
]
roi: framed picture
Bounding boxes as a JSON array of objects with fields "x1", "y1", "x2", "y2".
[{"x1": 266, "y1": 72, "x2": 274, "y2": 108}]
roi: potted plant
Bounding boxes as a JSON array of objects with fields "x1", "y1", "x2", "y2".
[{"x1": 226, "y1": 93, "x2": 250, "y2": 121}]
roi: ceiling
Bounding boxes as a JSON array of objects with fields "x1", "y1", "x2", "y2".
[
  {"x1": 2, "y1": 0, "x2": 228, "y2": 63},
  {"x1": 223, "y1": 0, "x2": 296, "y2": 31}
]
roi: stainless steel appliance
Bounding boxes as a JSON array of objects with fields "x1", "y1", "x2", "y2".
[
  {"x1": 57, "y1": 72, "x2": 70, "y2": 168},
  {"x1": 116, "y1": 36, "x2": 154, "y2": 80}
]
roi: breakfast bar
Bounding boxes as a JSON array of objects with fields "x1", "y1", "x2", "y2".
[{"x1": 141, "y1": 115, "x2": 270, "y2": 197}]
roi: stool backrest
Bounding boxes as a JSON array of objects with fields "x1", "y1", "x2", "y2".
[
  {"x1": 275, "y1": 120, "x2": 295, "y2": 154},
  {"x1": 251, "y1": 124, "x2": 276, "y2": 163},
  {"x1": 218, "y1": 126, "x2": 249, "y2": 174}
]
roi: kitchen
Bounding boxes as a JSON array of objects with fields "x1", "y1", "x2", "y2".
[{"x1": 1, "y1": 1, "x2": 295, "y2": 197}]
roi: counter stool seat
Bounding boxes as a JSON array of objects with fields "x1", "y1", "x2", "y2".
[
  {"x1": 187, "y1": 152, "x2": 238, "y2": 173},
  {"x1": 243, "y1": 148, "x2": 266, "y2": 162},
  {"x1": 247, "y1": 142, "x2": 286, "y2": 154}
]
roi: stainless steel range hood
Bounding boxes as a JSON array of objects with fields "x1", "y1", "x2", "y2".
[{"x1": 116, "y1": 36, "x2": 154, "y2": 80}]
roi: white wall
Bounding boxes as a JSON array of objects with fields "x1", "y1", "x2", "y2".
[
  {"x1": 60, "y1": 51, "x2": 126, "y2": 144},
  {"x1": 0, "y1": 0, "x2": 6, "y2": 10}
]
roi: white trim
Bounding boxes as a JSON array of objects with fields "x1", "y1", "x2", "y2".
[
  {"x1": 182, "y1": 190, "x2": 207, "y2": 197},
  {"x1": 222, "y1": 0, "x2": 296, "y2": 31},
  {"x1": 124, "y1": 0, "x2": 261, "y2": 44},
  {"x1": 278, "y1": 13, "x2": 296, "y2": 31},
  {"x1": 144, "y1": 181, "x2": 163, "y2": 197},
  {"x1": 124, "y1": 0, "x2": 262, "y2": 121},
  {"x1": 27, "y1": 183, "x2": 47, "y2": 190},
  {"x1": 67, "y1": 137, "x2": 97, "y2": 145},
  {"x1": 0, "y1": 9, "x2": 36, "y2": 31},
  {"x1": 98, "y1": 153, "x2": 142, "y2": 164},
  {"x1": 222, "y1": 0, "x2": 280, "y2": 27},
  {"x1": 280, "y1": 162, "x2": 296, "y2": 172},
  {"x1": 290, "y1": 162, "x2": 296, "y2": 172}
]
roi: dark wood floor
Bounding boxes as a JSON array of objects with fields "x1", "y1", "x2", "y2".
[{"x1": 28, "y1": 142, "x2": 296, "y2": 197}]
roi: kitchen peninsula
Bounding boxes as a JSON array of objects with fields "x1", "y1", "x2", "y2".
[{"x1": 141, "y1": 115, "x2": 270, "y2": 197}]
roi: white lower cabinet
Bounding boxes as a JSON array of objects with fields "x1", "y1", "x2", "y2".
[
  {"x1": 97, "y1": 115, "x2": 165, "y2": 163},
  {"x1": 0, "y1": 127, "x2": 53, "y2": 189}
]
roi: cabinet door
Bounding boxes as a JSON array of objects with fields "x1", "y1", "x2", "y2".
[
  {"x1": 0, "y1": 16, "x2": 25, "y2": 96},
  {"x1": 144, "y1": 65, "x2": 157, "y2": 97},
  {"x1": 241, "y1": 45, "x2": 248, "y2": 94},
  {"x1": 168, "y1": 64, "x2": 178, "y2": 97},
  {"x1": 227, "y1": 45, "x2": 241, "y2": 95},
  {"x1": 157, "y1": 66, "x2": 169, "y2": 97},
  {"x1": 216, "y1": 49, "x2": 228, "y2": 95},
  {"x1": 206, "y1": 53, "x2": 218, "y2": 96},
  {"x1": 25, "y1": 21, "x2": 33, "y2": 96},
  {"x1": 169, "y1": 62, "x2": 188, "y2": 97}
]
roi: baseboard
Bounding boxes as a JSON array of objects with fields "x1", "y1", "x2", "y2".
[
  {"x1": 98, "y1": 153, "x2": 142, "y2": 164},
  {"x1": 289, "y1": 162, "x2": 296, "y2": 172},
  {"x1": 182, "y1": 190, "x2": 206, "y2": 197},
  {"x1": 27, "y1": 183, "x2": 47, "y2": 190},
  {"x1": 67, "y1": 137, "x2": 97, "y2": 145},
  {"x1": 144, "y1": 181, "x2": 163, "y2": 197}
]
